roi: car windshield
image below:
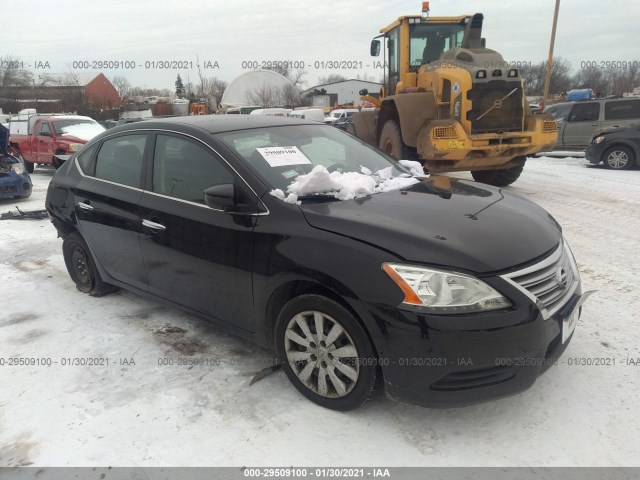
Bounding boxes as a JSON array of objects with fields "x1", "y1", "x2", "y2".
[
  {"x1": 217, "y1": 124, "x2": 419, "y2": 202},
  {"x1": 53, "y1": 119, "x2": 97, "y2": 135}
]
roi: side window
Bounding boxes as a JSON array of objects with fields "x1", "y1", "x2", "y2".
[
  {"x1": 94, "y1": 134, "x2": 146, "y2": 188},
  {"x1": 76, "y1": 143, "x2": 98, "y2": 173},
  {"x1": 568, "y1": 103, "x2": 599, "y2": 122},
  {"x1": 605, "y1": 100, "x2": 640, "y2": 120},
  {"x1": 40, "y1": 122, "x2": 51, "y2": 136},
  {"x1": 152, "y1": 135, "x2": 234, "y2": 204}
]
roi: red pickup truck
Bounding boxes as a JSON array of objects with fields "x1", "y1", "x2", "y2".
[{"x1": 9, "y1": 114, "x2": 105, "y2": 173}]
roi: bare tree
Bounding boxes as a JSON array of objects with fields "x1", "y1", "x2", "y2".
[
  {"x1": 248, "y1": 84, "x2": 283, "y2": 107},
  {"x1": 280, "y1": 83, "x2": 302, "y2": 107},
  {"x1": 111, "y1": 75, "x2": 131, "y2": 102},
  {"x1": 0, "y1": 55, "x2": 33, "y2": 87},
  {"x1": 264, "y1": 64, "x2": 307, "y2": 88}
]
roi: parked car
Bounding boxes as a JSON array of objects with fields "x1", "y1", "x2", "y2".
[
  {"x1": 288, "y1": 109, "x2": 326, "y2": 122},
  {"x1": 324, "y1": 109, "x2": 359, "y2": 124},
  {"x1": 46, "y1": 116, "x2": 590, "y2": 410},
  {"x1": 333, "y1": 116, "x2": 353, "y2": 131},
  {"x1": 0, "y1": 124, "x2": 32, "y2": 199},
  {"x1": 9, "y1": 111, "x2": 105, "y2": 172},
  {"x1": 544, "y1": 97, "x2": 640, "y2": 149},
  {"x1": 586, "y1": 124, "x2": 639, "y2": 169}
]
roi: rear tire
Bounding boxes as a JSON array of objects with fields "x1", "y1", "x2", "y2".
[
  {"x1": 471, "y1": 157, "x2": 526, "y2": 187},
  {"x1": 275, "y1": 294, "x2": 377, "y2": 411},
  {"x1": 62, "y1": 232, "x2": 116, "y2": 296},
  {"x1": 603, "y1": 145, "x2": 635, "y2": 170},
  {"x1": 378, "y1": 119, "x2": 418, "y2": 161}
]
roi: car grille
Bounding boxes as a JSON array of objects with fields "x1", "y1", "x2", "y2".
[
  {"x1": 0, "y1": 184, "x2": 17, "y2": 193},
  {"x1": 468, "y1": 80, "x2": 524, "y2": 134},
  {"x1": 502, "y1": 241, "x2": 580, "y2": 317}
]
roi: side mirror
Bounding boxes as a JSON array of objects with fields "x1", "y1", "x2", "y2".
[
  {"x1": 481, "y1": 38, "x2": 486, "y2": 48},
  {"x1": 204, "y1": 183, "x2": 266, "y2": 214},
  {"x1": 370, "y1": 39, "x2": 381, "y2": 57},
  {"x1": 359, "y1": 88, "x2": 369, "y2": 96},
  {"x1": 204, "y1": 183, "x2": 235, "y2": 210}
]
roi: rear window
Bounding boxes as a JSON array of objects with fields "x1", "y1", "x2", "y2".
[
  {"x1": 94, "y1": 134, "x2": 147, "y2": 188},
  {"x1": 604, "y1": 100, "x2": 640, "y2": 120}
]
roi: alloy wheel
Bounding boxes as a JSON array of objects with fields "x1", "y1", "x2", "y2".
[{"x1": 284, "y1": 310, "x2": 360, "y2": 398}]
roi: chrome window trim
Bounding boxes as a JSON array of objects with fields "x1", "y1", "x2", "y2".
[
  {"x1": 74, "y1": 128, "x2": 270, "y2": 216},
  {"x1": 500, "y1": 240, "x2": 580, "y2": 320}
]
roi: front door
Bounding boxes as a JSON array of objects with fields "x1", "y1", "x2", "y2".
[
  {"x1": 138, "y1": 133, "x2": 255, "y2": 331},
  {"x1": 36, "y1": 121, "x2": 54, "y2": 163},
  {"x1": 562, "y1": 102, "x2": 601, "y2": 147}
]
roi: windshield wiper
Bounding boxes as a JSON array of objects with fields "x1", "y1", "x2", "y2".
[{"x1": 296, "y1": 193, "x2": 340, "y2": 203}]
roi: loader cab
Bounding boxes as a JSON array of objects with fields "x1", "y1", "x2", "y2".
[{"x1": 371, "y1": 12, "x2": 471, "y2": 97}]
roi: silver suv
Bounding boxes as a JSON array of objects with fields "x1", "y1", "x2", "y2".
[{"x1": 544, "y1": 97, "x2": 640, "y2": 149}]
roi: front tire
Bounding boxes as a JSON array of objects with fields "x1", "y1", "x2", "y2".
[
  {"x1": 62, "y1": 232, "x2": 116, "y2": 296},
  {"x1": 471, "y1": 157, "x2": 526, "y2": 187},
  {"x1": 603, "y1": 145, "x2": 635, "y2": 170},
  {"x1": 275, "y1": 294, "x2": 377, "y2": 411},
  {"x1": 378, "y1": 119, "x2": 417, "y2": 161}
]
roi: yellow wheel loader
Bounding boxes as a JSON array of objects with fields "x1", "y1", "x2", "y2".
[{"x1": 350, "y1": 2, "x2": 558, "y2": 186}]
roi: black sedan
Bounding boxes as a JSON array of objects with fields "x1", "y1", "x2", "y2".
[
  {"x1": 46, "y1": 116, "x2": 590, "y2": 410},
  {"x1": 586, "y1": 124, "x2": 640, "y2": 170}
]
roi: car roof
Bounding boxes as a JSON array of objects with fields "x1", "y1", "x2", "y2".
[{"x1": 120, "y1": 115, "x2": 319, "y2": 134}]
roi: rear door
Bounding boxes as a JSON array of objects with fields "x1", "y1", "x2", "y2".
[
  {"x1": 562, "y1": 102, "x2": 601, "y2": 147},
  {"x1": 138, "y1": 133, "x2": 256, "y2": 331},
  {"x1": 73, "y1": 133, "x2": 149, "y2": 291},
  {"x1": 36, "y1": 121, "x2": 54, "y2": 163}
]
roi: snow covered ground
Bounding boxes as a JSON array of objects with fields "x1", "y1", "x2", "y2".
[{"x1": 1, "y1": 158, "x2": 639, "y2": 467}]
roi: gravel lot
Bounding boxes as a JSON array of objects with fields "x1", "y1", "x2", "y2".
[{"x1": 1, "y1": 157, "x2": 638, "y2": 467}]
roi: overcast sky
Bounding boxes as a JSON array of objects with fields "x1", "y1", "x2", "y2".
[{"x1": 10, "y1": 0, "x2": 640, "y2": 90}]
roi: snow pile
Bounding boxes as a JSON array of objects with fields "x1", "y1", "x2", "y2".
[
  {"x1": 271, "y1": 165, "x2": 420, "y2": 204},
  {"x1": 399, "y1": 160, "x2": 426, "y2": 177},
  {"x1": 60, "y1": 123, "x2": 105, "y2": 141},
  {"x1": 269, "y1": 188, "x2": 300, "y2": 205}
]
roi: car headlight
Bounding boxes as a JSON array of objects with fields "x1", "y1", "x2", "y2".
[
  {"x1": 593, "y1": 136, "x2": 605, "y2": 144},
  {"x1": 382, "y1": 263, "x2": 511, "y2": 314},
  {"x1": 11, "y1": 163, "x2": 26, "y2": 175},
  {"x1": 68, "y1": 143, "x2": 83, "y2": 152}
]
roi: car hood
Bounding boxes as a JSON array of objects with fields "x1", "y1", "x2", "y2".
[{"x1": 300, "y1": 176, "x2": 561, "y2": 274}]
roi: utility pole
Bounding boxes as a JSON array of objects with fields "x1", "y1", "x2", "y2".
[{"x1": 542, "y1": 0, "x2": 561, "y2": 106}]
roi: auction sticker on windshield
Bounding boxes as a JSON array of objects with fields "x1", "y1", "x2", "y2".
[{"x1": 257, "y1": 146, "x2": 312, "y2": 167}]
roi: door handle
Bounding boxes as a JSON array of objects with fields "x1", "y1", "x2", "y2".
[
  {"x1": 78, "y1": 202, "x2": 93, "y2": 211},
  {"x1": 142, "y1": 219, "x2": 166, "y2": 231}
]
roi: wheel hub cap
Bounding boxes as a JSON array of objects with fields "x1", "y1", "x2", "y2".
[{"x1": 284, "y1": 310, "x2": 360, "y2": 398}]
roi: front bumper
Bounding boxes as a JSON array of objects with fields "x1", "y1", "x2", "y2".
[
  {"x1": 0, "y1": 172, "x2": 32, "y2": 199},
  {"x1": 350, "y1": 245, "x2": 587, "y2": 408},
  {"x1": 585, "y1": 143, "x2": 606, "y2": 164},
  {"x1": 421, "y1": 116, "x2": 558, "y2": 173}
]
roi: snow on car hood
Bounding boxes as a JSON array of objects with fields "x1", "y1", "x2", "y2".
[
  {"x1": 270, "y1": 162, "x2": 423, "y2": 204},
  {"x1": 60, "y1": 123, "x2": 105, "y2": 142}
]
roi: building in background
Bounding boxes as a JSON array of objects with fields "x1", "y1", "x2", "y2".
[
  {"x1": 0, "y1": 73, "x2": 120, "y2": 118},
  {"x1": 301, "y1": 79, "x2": 381, "y2": 108}
]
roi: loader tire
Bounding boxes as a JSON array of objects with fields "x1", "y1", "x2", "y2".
[
  {"x1": 471, "y1": 158, "x2": 526, "y2": 187},
  {"x1": 378, "y1": 119, "x2": 417, "y2": 160}
]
